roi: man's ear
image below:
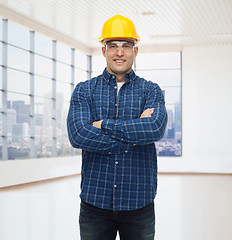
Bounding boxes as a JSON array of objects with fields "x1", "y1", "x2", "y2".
[
  {"x1": 134, "y1": 46, "x2": 138, "y2": 57},
  {"x1": 102, "y1": 46, "x2": 106, "y2": 57}
]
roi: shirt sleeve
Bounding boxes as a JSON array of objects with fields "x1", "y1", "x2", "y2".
[
  {"x1": 67, "y1": 82, "x2": 131, "y2": 154},
  {"x1": 101, "y1": 82, "x2": 168, "y2": 145}
]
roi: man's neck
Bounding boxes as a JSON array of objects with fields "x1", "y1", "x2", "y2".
[
  {"x1": 106, "y1": 67, "x2": 131, "y2": 83},
  {"x1": 117, "y1": 76, "x2": 125, "y2": 82}
]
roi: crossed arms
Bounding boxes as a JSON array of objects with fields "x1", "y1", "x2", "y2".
[
  {"x1": 67, "y1": 82, "x2": 167, "y2": 154},
  {"x1": 93, "y1": 108, "x2": 154, "y2": 129}
]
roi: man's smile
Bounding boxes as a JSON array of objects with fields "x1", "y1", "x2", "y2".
[
  {"x1": 114, "y1": 59, "x2": 126, "y2": 62},
  {"x1": 114, "y1": 59, "x2": 126, "y2": 65}
]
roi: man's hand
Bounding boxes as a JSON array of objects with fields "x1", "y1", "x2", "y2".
[
  {"x1": 140, "y1": 108, "x2": 154, "y2": 118},
  {"x1": 92, "y1": 120, "x2": 103, "y2": 129}
]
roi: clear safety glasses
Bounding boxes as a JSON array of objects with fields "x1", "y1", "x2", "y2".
[{"x1": 105, "y1": 41, "x2": 135, "y2": 53}]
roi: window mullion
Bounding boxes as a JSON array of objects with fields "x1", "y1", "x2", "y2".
[
  {"x1": 1, "y1": 19, "x2": 8, "y2": 160},
  {"x1": 52, "y1": 40, "x2": 57, "y2": 157},
  {"x1": 87, "y1": 55, "x2": 92, "y2": 80},
  {"x1": 30, "y1": 30, "x2": 35, "y2": 158},
  {"x1": 71, "y1": 48, "x2": 75, "y2": 94},
  {"x1": 70, "y1": 48, "x2": 75, "y2": 156}
]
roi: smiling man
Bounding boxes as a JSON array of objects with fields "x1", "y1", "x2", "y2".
[
  {"x1": 103, "y1": 40, "x2": 138, "y2": 81},
  {"x1": 67, "y1": 15, "x2": 168, "y2": 240}
]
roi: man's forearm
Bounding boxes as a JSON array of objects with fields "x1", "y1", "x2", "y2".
[
  {"x1": 92, "y1": 108, "x2": 154, "y2": 129},
  {"x1": 100, "y1": 104, "x2": 167, "y2": 145}
]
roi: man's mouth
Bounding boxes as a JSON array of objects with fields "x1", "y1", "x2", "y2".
[{"x1": 114, "y1": 59, "x2": 125, "y2": 63}]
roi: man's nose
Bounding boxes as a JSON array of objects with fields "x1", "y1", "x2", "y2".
[{"x1": 116, "y1": 46, "x2": 124, "y2": 55}]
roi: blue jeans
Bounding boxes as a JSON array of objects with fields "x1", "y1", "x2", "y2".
[{"x1": 79, "y1": 200, "x2": 155, "y2": 240}]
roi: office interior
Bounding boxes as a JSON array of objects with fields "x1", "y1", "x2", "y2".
[{"x1": 0, "y1": 1, "x2": 232, "y2": 240}]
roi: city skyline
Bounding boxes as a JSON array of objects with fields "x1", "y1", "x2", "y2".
[{"x1": 0, "y1": 95, "x2": 181, "y2": 159}]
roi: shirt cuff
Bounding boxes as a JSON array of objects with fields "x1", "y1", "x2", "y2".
[{"x1": 102, "y1": 119, "x2": 126, "y2": 144}]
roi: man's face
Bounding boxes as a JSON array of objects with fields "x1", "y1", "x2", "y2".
[{"x1": 102, "y1": 40, "x2": 138, "y2": 78}]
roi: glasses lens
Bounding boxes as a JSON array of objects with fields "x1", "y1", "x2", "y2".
[{"x1": 106, "y1": 41, "x2": 134, "y2": 53}]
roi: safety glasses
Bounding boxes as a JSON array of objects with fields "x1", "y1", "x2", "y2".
[{"x1": 105, "y1": 41, "x2": 135, "y2": 53}]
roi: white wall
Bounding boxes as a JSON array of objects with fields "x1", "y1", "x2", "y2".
[{"x1": 159, "y1": 44, "x2": 232, "y2": 173}]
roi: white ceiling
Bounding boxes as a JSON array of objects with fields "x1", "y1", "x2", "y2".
[{"x1": 0, "y1": 0, "x2": 232, "y2": 54}]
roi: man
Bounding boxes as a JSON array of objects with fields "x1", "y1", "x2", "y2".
[{"x1": 67, "y1": 15, "x2": 167, "y2": 240}]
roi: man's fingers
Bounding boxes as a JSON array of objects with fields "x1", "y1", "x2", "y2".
[
  {"x1": 140, "y1": 108, "x2": 154, "y2": 118},
  {"x1": 144, "y1": 108, "x2": 153, "y2": 113}
]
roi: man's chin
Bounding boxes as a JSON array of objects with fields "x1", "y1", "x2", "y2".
[{"x1": 110, "y1": 67, "x2": 131, "y2": 76}]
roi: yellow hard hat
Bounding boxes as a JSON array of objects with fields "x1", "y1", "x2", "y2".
[{"x1": 98, "y1": 15, "x2": 140, "y2": 45}]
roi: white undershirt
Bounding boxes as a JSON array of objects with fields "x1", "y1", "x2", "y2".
[{"x1": 117, "y1": 82, "x2": 124, "y2": 96}]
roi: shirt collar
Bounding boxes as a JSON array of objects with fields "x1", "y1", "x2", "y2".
[{"x1": 102, "y1": 68, "x2": 136, "y2": 84}]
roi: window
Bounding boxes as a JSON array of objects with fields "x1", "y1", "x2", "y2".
[
  {"x1": 0, "y1": 18, "x2": 181, "y2": 160},
  {"x1": 0, "y1": 19, "x2": 87, "y2": 160},
  {"x1": 135, "y1": 52, "x2": 182, "y2": 156}
]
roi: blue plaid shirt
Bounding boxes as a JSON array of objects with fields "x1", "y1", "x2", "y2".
[{"x1": 67, "y1": 68, "x2": 167, "y2": 211}]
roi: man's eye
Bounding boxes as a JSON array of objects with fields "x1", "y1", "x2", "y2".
[
  {"x1": 123, "y1": 44, "x2": 132, "y2": 49},
  {"x1": 109, "y1": 45, "x2": 117, "y2": 49}
]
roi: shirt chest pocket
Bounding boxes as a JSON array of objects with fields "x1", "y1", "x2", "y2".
[
  {"x1": 118, "y1": 92, "x2": 146, "y2": 119},
  {"x1": 89, "y1": 86, "x2": 147, "y2": 121},
  {"x1": 90, "y1": 92, "x2": 116, "y2": 120}
]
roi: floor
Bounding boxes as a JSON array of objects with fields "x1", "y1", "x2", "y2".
[{"x1": 1, "y1": 173, "x2": 232, "y2": 240}]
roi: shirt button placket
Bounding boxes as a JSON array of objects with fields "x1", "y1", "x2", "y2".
[{"x1": 113, "y1": 157, "x2": 119, "y2": 210}]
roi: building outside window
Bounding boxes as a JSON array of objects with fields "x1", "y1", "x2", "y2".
[
  {"x1": 0, "y1": 19, "x2": 87, "y2": 160},
  {"x1": 135, "y1": 52, "x2": 182, "y2": 156}
]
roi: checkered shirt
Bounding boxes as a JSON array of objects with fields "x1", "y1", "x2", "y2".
[{"x1": 67, "y1": 68, "x2": 167, "y2": 211}]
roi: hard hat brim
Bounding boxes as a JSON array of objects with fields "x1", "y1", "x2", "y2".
[{"x1": 99, "y1": 37, "x2": 140, "y2": 45}]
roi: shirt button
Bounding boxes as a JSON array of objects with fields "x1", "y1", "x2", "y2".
[
  {"x1": 121, "y1": 138, "x2": 124, "y2": 141},
  {"x1": 114, "y1": 86, "x2": 117, "y2": 89},
  {"x1": 112, "y1": 76, "x2": 115, "y2": 79},
  {"x1": 115, "y1": 103, "x2": 118, "y2": 107},
  {"x1": 125, "y1": 150, "x2": 128, "y2": 153},
  {"x1": 114, "y1": 184, "x2": 117, "y2": 188},
  {"x1": 115, "y1": 161, "x2": 118, "y2": 165},
  {"x1": 109, "y1": 152, "x2": 111, "y2": 154}
]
